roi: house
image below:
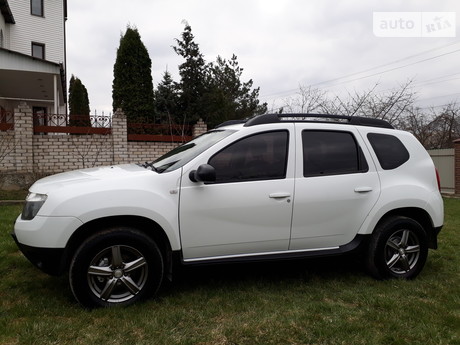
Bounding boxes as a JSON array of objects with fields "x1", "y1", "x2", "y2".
[{"x1": 0, "y1": 0, "x2": 67, "y2": 125}]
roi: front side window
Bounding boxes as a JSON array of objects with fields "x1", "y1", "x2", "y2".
[
  {"x1": 303, "y1": 130, "x2": 368, "y2": 177},
  {"x1": 208, "y1": 131, "x2": 289, "y2": 183},
  {"x1": 32, "y1": 42, "x2": 45, "y2": 59},
  {"x1": 31, "y1": 0, "x2": 44, "y2": 16}
]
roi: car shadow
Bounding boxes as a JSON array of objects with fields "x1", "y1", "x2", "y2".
[{"x1": 164, "y1": 254, "x2": 367, "y2": 296}]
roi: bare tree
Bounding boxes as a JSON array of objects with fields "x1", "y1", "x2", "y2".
[
  {"x1": 323, "y1": 85, "x2": 379, "y2": 117},
  {"x1": 283, "y1": 81, "x2": 459, "y2": 149},
  {"x1": 284, "y1": 81, "x2": 415, "y2": 128},
  {"x1": 424, "y1": 103, "x2": 460, "y2": 149},
  {"x1": 322, "y1": 81, "x2": 416, "y2": 127},
  {"x1": 71, "y1": 132, "x2": 112, "y2": 169},
  {"x1": 283, "y1": 85, "x2": 328, "y2": 113},
  {"x1": 401, "y1": 107, "x2": 436, "y2": 148},
  {"x1": 0, "y1": 130, "x2": 15, "y2": 169}
]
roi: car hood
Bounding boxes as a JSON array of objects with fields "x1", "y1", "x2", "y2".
[{"x1": 30, "y1": 164, "x2": 151, "y2": 194}]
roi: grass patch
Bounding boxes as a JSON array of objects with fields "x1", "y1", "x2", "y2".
[
  {"x1": 0, "y1": 189, "x2": 28, "y2": 201},
  {"x1": 1, "y1": 200, "x2": 459, "y2": 345}
]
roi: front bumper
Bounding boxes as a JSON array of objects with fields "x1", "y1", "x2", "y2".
[
  {"x1": 12, "y1": 214, "x2": 83, "y2": 276},
  {"x1": 11, "y1": 232, "x2": 66, "y2": 276}
]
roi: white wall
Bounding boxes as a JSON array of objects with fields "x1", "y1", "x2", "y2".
[
  {"x1": 7, "y1": 0, "x2": 65, "y2": 65},
  {"x1": 0, "y1": 9, "x2": 8, "y2": 49}
]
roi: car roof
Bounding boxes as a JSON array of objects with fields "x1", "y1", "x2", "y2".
[{"x1": 216, "y1": 113, "x2": 394, "y2": 130}]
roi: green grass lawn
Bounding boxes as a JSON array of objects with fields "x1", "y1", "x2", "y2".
[
  {"x1": 0, "y1": 200, "x2": 459, "y2": 345},
  {"x1": 0, "y1": 189, "x2": 28, "y2": 201}
]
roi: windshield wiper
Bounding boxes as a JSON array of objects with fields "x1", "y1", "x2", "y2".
[
  {"x1": 141, "y1": 161, "x2": 158, "y2": 172},
  {"x1": 155, "y1": 161, "x2": 179, "y2": 173}
]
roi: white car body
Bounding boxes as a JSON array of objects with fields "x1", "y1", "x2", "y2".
[{"x1": 12, "y1": 114, "x2": 444, "y2": 307}]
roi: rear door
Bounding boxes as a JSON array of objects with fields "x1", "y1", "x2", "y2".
[{"x1": 289, "y1": 125, "x2": 380, "y2": 250}]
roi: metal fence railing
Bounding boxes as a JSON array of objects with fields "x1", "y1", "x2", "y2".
[{"x1": 32, "y1": 113, "x2": 112, "y2": 135}]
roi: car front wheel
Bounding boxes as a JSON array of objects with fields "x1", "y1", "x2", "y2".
[{"x1": 69, "y1": 227, "x2": 164, "y2": 308}]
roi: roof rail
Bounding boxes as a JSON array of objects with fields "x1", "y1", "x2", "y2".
[
  {"x1": 214, "y1": 119, "x2": 247, "y2": 128},
  {"x1": 241, "y1": 113, "x2": 394, "y2": 129}
]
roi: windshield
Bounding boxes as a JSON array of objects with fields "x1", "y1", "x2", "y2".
[{"x1": 151, "y1": 130, "x2": 235, "y2": 173}]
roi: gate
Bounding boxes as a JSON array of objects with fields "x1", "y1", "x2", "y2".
[{"x1": 428, "y1": 149, "x2": 454, "y2": 194}]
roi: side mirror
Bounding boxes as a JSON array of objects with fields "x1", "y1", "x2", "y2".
[{"x1": 189, "y1": 164, "x2": 216, "y2": 183}]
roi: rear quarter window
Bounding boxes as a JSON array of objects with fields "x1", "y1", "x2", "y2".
[{"x1": 367, "y1": 133, "x2": 409, "y2": 170}]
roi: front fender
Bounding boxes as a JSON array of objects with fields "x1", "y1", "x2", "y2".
[{"x1": 36, "y1": 170, "x2": 182, "y2": 250}]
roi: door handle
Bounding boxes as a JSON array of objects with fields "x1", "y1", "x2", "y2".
[
  {"x1": 269, "y1": 193, "x2": 291, "y2": 199},
  {"x1": 354, "y1": 186, "x2": 373, "y2": 193}
]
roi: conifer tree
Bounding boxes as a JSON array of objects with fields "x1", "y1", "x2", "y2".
[
  {"x1": 173, "y1": 23, "x2": 207, "y2": 124},
  {"x1": 205, "y1": 55, "x2": 267, "y2": 127},
  {"x1": 172, "y1": 23, "x2": 267, "y2": 127},
  {"x1": 69, "y1": 75, "x2": 91, "y2": 126},
  {"x1": 155, "y1": 71, "x2": 180, "y2": 124},
  {"x1": 112, "y1": 26, "x2": 155, "y2": 123}
]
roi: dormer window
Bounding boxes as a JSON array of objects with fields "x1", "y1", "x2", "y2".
[{"x1": 31, "y1": 0, "x2": 44, "y2": 17}]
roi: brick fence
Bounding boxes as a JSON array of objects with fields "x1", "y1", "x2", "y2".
[{"x1": 0, "y1": 103, "x2": 207, "y2": 189}]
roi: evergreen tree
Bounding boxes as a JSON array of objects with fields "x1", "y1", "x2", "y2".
[
  {"x1": 154, "y1": 70, "x2": 180, "y2": 124},
  {"x1": 205, "y1": 55, "x2": 267, "y2": 127},
  {"x1": 173, "y1": 23, "x2": 207, "y2": 124},
  {"x1": 68, "y1": 75, "x2": 91, "y2": 126},
  {"x1": 112, "y1": 26, "x2": 155, "y2": 123},
  {"x1": 172, "y1": 23, "x2": 267, "y2": 127}
]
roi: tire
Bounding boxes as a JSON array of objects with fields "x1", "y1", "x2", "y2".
[
  {"x1": 69, "y1": 227, "x2": 164, "y2": 308},
  {"x1": 366, "y1": 216, "x2": 428, "y2": 280}
]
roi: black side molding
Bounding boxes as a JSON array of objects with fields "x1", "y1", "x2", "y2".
[{"x1": 181, "y1": 235, "x2": 368, "y2": 266}]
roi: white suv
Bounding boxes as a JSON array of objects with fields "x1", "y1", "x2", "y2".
[{"x1": 12, "y1": 114, "x2": 444, "y2": 308}]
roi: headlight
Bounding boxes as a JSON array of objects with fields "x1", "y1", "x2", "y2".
[{"x1": 21, "y1": 193, "x2": 48, "y2": 220}]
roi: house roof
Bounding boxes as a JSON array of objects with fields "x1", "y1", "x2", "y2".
[
  {"x1": 0, "y1": 0, "x2": 15, "y2": 24},
  {"x1": 0, "y1": 48, "x2": 66, "y2": 104}
]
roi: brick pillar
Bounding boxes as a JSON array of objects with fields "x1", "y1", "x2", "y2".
[
  {"x1": 454, "y1": 139, "x2": 460, "y2": 195},
  {"x1": 192, "y1": 118, "x2": 207, "y2": 138},
  {"x1": 112, "y1": 108, "x2": 129, "y2": 165},
  {"x1": 14, "y1": 102, "x2": 33, "y2": 172}
]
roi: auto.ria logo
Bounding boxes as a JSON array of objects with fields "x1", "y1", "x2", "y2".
[{"x1": 373, "y1": 12, "x2": 456, "y2": 37}]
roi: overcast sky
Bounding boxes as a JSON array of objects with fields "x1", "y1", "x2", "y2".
[{"x1": 66, "y1": 0, "x2": 460, "y2": 115}]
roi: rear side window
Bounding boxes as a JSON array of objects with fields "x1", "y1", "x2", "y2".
[
  {"x1": 367, "y1": 133, "x2": 409, "y2": 170},
  {"x1": 302, "y1": 130, "x2": 368, "y2": 177}
]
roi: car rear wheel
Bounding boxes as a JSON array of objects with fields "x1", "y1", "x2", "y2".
[
  {"x1": 366, "y1": 216, "x2": 428, "y2": 280},
  {"x1": 69, "y1": 227, "x2": 164, "y2": 308}
]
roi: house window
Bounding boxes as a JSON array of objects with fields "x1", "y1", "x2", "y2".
[
  {"x1": 31, "y1": 0, "x2": 44, "y2": 17},
  {"x1": 32, "y1": 42, "x2": 45, "y2": 59}
]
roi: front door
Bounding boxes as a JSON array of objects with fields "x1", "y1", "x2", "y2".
[
  {"x1": 179, "y1": 129, "x2": 295, "y2": 260},
  {"x1": 33, "y1": 106, "x2": 48, "y2": 126}
]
